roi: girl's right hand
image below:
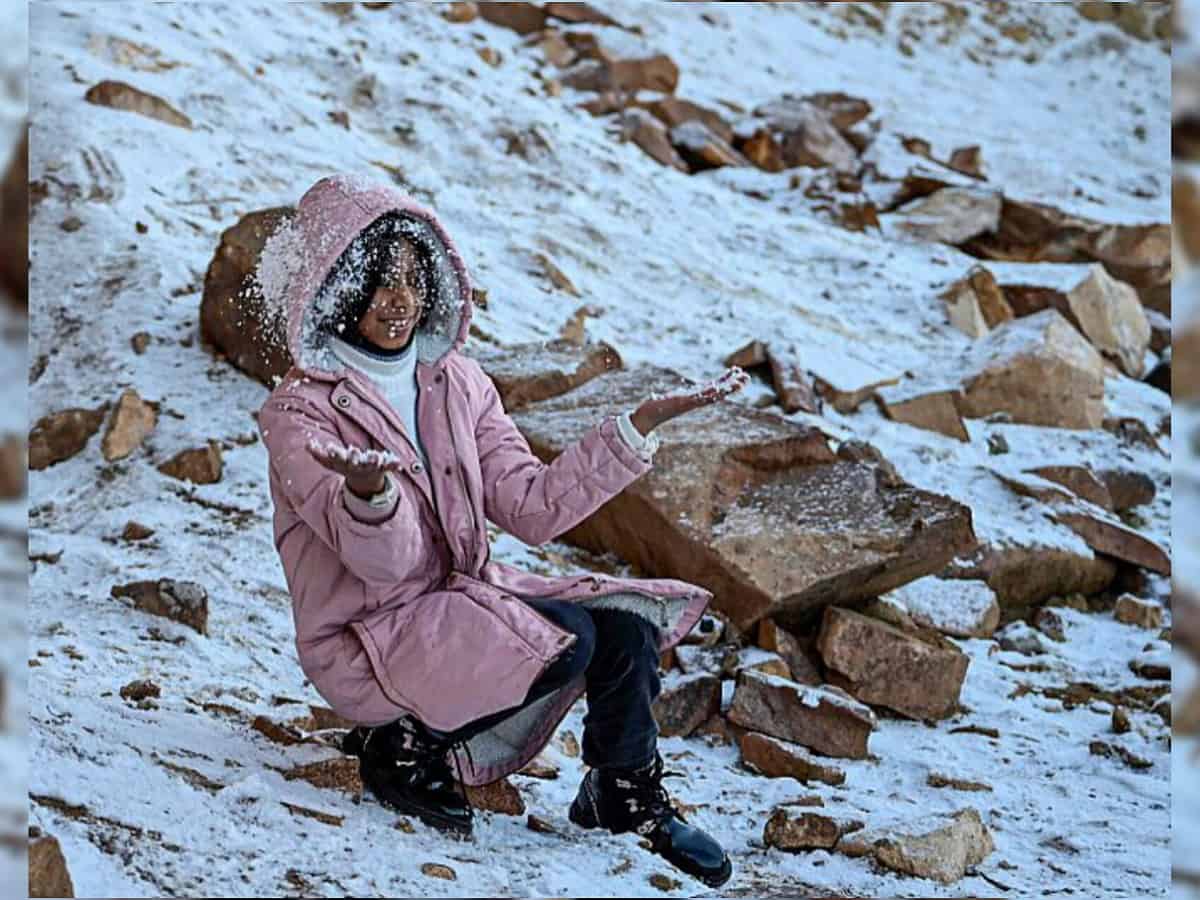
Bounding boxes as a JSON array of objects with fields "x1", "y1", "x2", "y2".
[{"x1": 307, "y1": 439, "x2": 404, "y2": 498}]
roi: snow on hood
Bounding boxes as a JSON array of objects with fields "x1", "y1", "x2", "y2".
[{"x1": 256, "y1": 173, "x2": 473, "y2": 378}]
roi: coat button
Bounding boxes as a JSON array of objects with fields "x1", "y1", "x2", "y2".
[
  {"x1": 444, "y1": 465, "x2": 452, "y2": 475},
  {"x1": 435, "y1": 372, "x2": 443, "y2": 383},
  {"x1": 335, "y1": 395, "x2": 351, "y2": 408},
  {"x1": 411, "y1": 461, "x2": 424, "y2": 474}
]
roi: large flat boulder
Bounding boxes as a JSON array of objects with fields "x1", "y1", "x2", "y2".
[
  {"x1": 200, "y1": 207, "x2": 296, "y2": 387},
  {"x1": 497, "y1": 353, "x2": 977, "y2": 632}
]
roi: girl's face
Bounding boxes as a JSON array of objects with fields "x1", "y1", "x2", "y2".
[{"x1": 357, "y1": 241, "x2": 426, "y2": 351}]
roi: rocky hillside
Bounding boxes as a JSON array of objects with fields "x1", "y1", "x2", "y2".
[{"x1": 27, "y1": 2, "x2": 1169, "y2": 897}]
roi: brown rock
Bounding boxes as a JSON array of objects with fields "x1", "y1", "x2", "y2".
[
  {"x1": 421, "y1": 863, "x2": 457, "y2": 880},
  {"x1": 836, "y1": 201, "x2": 880, "y2": 233},
  {"x1": 947, "y1": 145, "x2": 984, "y2": 178},
  {"x1": 1174, "y1": 174, "x2": 1200, "y2": 266},
  {"x1": 674, "y1": 644, "x2": 725, "y2": 677},
  {"x1": 501, "y1": 360, "x2": 975, "y2": 633},
  {"x1": 471, "y1": 339, "x2": 620, "y2": 412},
  {"x1": 838, "y1": 808, "x2": 995, "y2": 884},
  {"x1": 441, "y1": 2, "x2": 477, "y2": 23},
  {"x1": 252, "y1": 715, "x2": 304, "y2": 746},
  {"x1": 464, "y1": 777, "x2": 525, "y2": 815},
  {"x1": 539, "y1": 30, "x2": 577, "y2": 68},
  {"x1": 694, "y1": 713, "x2": 744, "y2": 745},
  {"x1": 200, "y1": 206, "x2": 296, "y2": 387},
  {"x1": 1, "y1": 131, "x2": 27, "y2": 306},
  {"x1": 927, "y1": 772, "x2": 992, "y2": 792},
  {"x1": 29, "y1": 834, "x2": 74, "y2": 898},
  {"x1": 562, "y1": 54, "x2": 680, "y2": 95},
  {"x1": 119, "y1": 679, "x2": 161, "y2": 702},
  {"x1": 817, "y1": 606, "x2": 968, "y2": 720},
  {"x1": 121, "y1": 521, "x2": 155, "y2": 541},
  {"x1": 131, "y1": 331, "x2": 152, "y2": 354},
  {"x1": 517, "y1": 755, "x2": 559, "y2": 780},
  {"x1": 652, "y1": 672, "x2": 720, "y2": 738},
  {"x1": 669, "y1": 121, "x2": 748, "y2": 171},
  {"x1": 0, "y1": 434, "x2": 25, "y2": 498},
  {"x1": 756, "y1": 619, "x2": 822, "y2": 685},
  {"x1": 84, "y1": 80, "x2": 192, "y2": 129},
  {"x1": 158, "y1": 441, "x2": 223, "y2": 484},
  {"x1": 777, "y1": 106, "x2": 859, "y2": 172},
  {"x1": 940, "y1": 542, "x2": 1116, "y2": 609},
  {"x1": 544, "y1": 2, "x2": 622, "y2": 27},
  {"x1": 111, "y1": 578, "x2": 209, "y2": 634},
  {"x1": 725, "y1": 647, "x2": 790, "y2": 680},
  {"x1": 740, "y1": 731, "x2": 846, "y2": 785},
  {"x1": 562, "y1": 31, "x2": 612, "y2": 62},
  {"x1": 1095, "y1": 468, "x2": 1155, "y2": 511},
  {"x1": 739, "y1": 127, "x2": 786, "y2": 173},
  {"x1": 284, "y1": 757, "x2": 363, "y2": 793},
  {"x1": 476, "y1": 1, "x2": 546, "y2": 33},
  {"x1": 1064, "y1": 264, "x2": 1151, "y2": 377},
  {"x1": 29, "y1": 405, "x2": 108, "y2": 470},
  {"x1": 763, "y1": 808, "x2": 847, "y2": 851},
  {"x1": 812, "y1": 373, "x2": 900, "y2": 415},
  {"x1": 1111, "y1": 706, "x2": 1131, "y2": 734},
  {"x1": 875, "y1": 389, "x2": 969, "y2": 442},
  {"x1": 101, "y1": 389, "x2": 158, "y2": 461},
  {"x1": 880, "y1": 577, "x2": 1000, "y2": 639},
  {"x1": 1114, "y1": 593, "x2": 1163, "y2": 629},
  {"x1": 961, "y1": 199, "x2": 1169, "y2": 316},
  {"x1": 476, "y1": 46, "x2": 503, "y2": 67},
  {"x1": 1051, "y1": 508, "x2": 1169, "y2": 575},
  {"x1": 1025, "y1": 465, "x2": 1113, "y2": 510},
  {"x1": 728, "y1": 669, "x2": 876, "y2": 759},
  {"x1": 724, "y1": 340, "x2": 821, "y2": 414},
  {"x1": 620, "y1": 109, "x2": 689, "y2": 171},
  {"x1": 641, "y1": 96, "x2": 732, "y2": 145},
  {"x1": 1031, "y1": 606, "x2": 1067, "y2": 642},
  {"x1": 797, "y1": 92, "x2": 872, "y2": 132}
]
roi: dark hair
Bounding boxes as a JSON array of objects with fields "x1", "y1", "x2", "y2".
[{"x1": 324, "y1": 214, "x2": 437, "y2": 345}]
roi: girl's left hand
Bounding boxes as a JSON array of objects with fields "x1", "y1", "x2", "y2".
[{"x1": 629, "y1": 367, "x2": 750, "y2": 436}]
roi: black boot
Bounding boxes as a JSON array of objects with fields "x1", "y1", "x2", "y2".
[
  {"x1": 343, "y1": 717, "x2": 474, "y2": 838},
  {"x1": 568, "y1": 752, "x2": 732, "y2": 887}
]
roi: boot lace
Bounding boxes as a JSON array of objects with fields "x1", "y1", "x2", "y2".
[{"x1": 612, "y1": 755, "x2": 687, "y2": 838}]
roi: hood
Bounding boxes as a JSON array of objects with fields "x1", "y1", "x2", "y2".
[{"x1": 260, "y1": 174, "x2": 473, "y2": 378}]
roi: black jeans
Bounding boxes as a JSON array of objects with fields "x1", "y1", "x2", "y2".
[{"x1": 427, "y1": 598, "x2": 663, "y2": 770}]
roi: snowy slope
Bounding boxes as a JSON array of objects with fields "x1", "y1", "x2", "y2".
[
  {"x1": 0, "y1": 0, "x2": 26, "y2": 897},
  {"x1": 27, "y1": 2, "x2": 1169, "y2": 897}
]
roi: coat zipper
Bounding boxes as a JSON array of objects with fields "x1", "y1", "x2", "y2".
[{"x1": 443, "y1": 374, "x2": 484, "y2": 574}]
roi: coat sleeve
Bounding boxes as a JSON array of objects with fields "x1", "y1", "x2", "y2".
[
  {"x1": 470, "y1": 362, "x2": 653, "y2": 546},
  {"x1": 258, "y1": 392, "x2": 422, "y2": 585}
]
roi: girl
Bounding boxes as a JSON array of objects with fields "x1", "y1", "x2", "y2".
[{"x1": 257, "y1": 174, "x2": 746, "y2": 887}]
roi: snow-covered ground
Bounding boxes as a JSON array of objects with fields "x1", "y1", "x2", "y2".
[{"x1": 26, "y1": 2, "x2": 1169, "y2": 896}]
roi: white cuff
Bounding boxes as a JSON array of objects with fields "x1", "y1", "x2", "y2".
[
  {"x1": 344, "y1": 471, "x2": 400, "y2": 523},
  {"x1": 617, "y1": 411, "x2": 660, "y2": 462}
]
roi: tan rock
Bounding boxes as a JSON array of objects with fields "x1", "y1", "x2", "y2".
[
  {"x1": 111, "y1": 578, "x2": 209, "y2": 634},
  {"x1": 517, "y1": 755, "x2": 560, "y2": 780},
  {"x1": 539, "y1": 30, "x2": 577, "y2": 68},
  {"x1": 1064, "y1": 264, "x2": 1151, "y2": 377},
  {"x1": 728, "y1": 669, "x2": 876, "y2": 759},
  {"x1": 84, "y1": 80, "x2": 192, "y2": 128},
  {"x1": 651, "y1": 672, "x2": 720, "y2": 738},
  {"x1": 562, "y1": 55, "x2": 680, "y2": 95},
  {"x1": 0, "y1": 434, "x2": 25, "y2": 498},
  {"x1": 817, "y1": 606, "x2": 968, "y2": 720},
  {"x1": 940, "y1": 265, "x2": 1014, "y2": 338},
  {"x1": 880, "y1": 576, "x2": 1000, "y2": 639},
  {"x1": 441, "y1": 2, "x2": 477, "y2": 23},
  {"x1": 764, "y1": 808, "x2": 854, "y2": 851},
  {"x1": 101, "y1": 389, "x2": 158, "y2": 461},
  {"x1": 421, "y1": 863, "x2": 457, "y2": 880},
  {"x1": 620, "y1": 109, "x2": 689, "y2": 171},
  {"x1": 958, "y1": 309, "x2": 1106, "y2": 428},
  {"x1": 670, "y1": 121, "x2": 748, "y2": 171},
  {"x1": 723, "y1": 339, "x2": 820, "y2": 414},
  {"x1": 875, "y1": 388, "x2": 968, "y2": 441},
  {"x1": 739, "y1": 731, "x2": 846, "y2": 785},
  {"x1": 886, "y1": 187, "x2": 1003, "y2": 245},
  {"x1": 476, "y1": 46, "x2": 502, "y2": 67},
  {"x1": 1051, "y1": 508, "x2": 1169, "y2": 575},
  {"x1": 29, "y1": 834, "x2": 74, "y2": 898},
  {"x1": 200, "y1": 206, "x2": 297, "y2": 387},
  {"x1": 1114, "y1": 594, "x2": 1163, "y2": 629},
  {"x1": 29, "y1": 405, "x2": 108, "y2": 470},
  {"x1": 534, "y1": 251, "x2": 580, "y2": 296},
  {"x1": 739, "y1": 127, "x2": 785, "y2": 173},
  {"x1": 158, "y1": 441, "x2": 223, "y2": 484},
  {"x1": 1174, "y1": 173, "x2": 1200, "y2": 266},
  {"x1": 1, "y1": 131, "x2": 27, "y2": 305},
  {"x1": 119, "y1": 679, "x2": 161, "y2": 702},
  {"x1": 838, "y1": 808, "x2": 995, "y2": 884},
  {"x1": 725, "y1": 647, "x2": 790, "y2": 680},
  {"x1": 476, "y1": 1, "x2": 546, "y2": 33},
  {"x1": 500, "y1": 359, "x2": 975, "y2": 632},
  {"x1": 464, "y1": 777, "x2": 525, "y2": 815},
  {"x1": 777, "y1": 107, "x2": 858, "y2": 172},
  {"x1": 927, "y1": 772, "x2": 992, "y2": 792}
]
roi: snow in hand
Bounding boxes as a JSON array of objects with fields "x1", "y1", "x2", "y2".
[
  {"x1": 307, "y1": 438, "x2": 401, "y2": 471},
  {"x1": 650, "y1": 366, "x2": 750, "y2": 403}
]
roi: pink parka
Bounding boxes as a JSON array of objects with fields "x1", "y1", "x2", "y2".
[{"x1": 257, "y1": 175, "x2": 710, "y2": 785}]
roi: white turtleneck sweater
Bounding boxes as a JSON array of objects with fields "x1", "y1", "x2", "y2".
[{"x1": 330, "y1": 334, "x2": 660, "y2": 518}]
